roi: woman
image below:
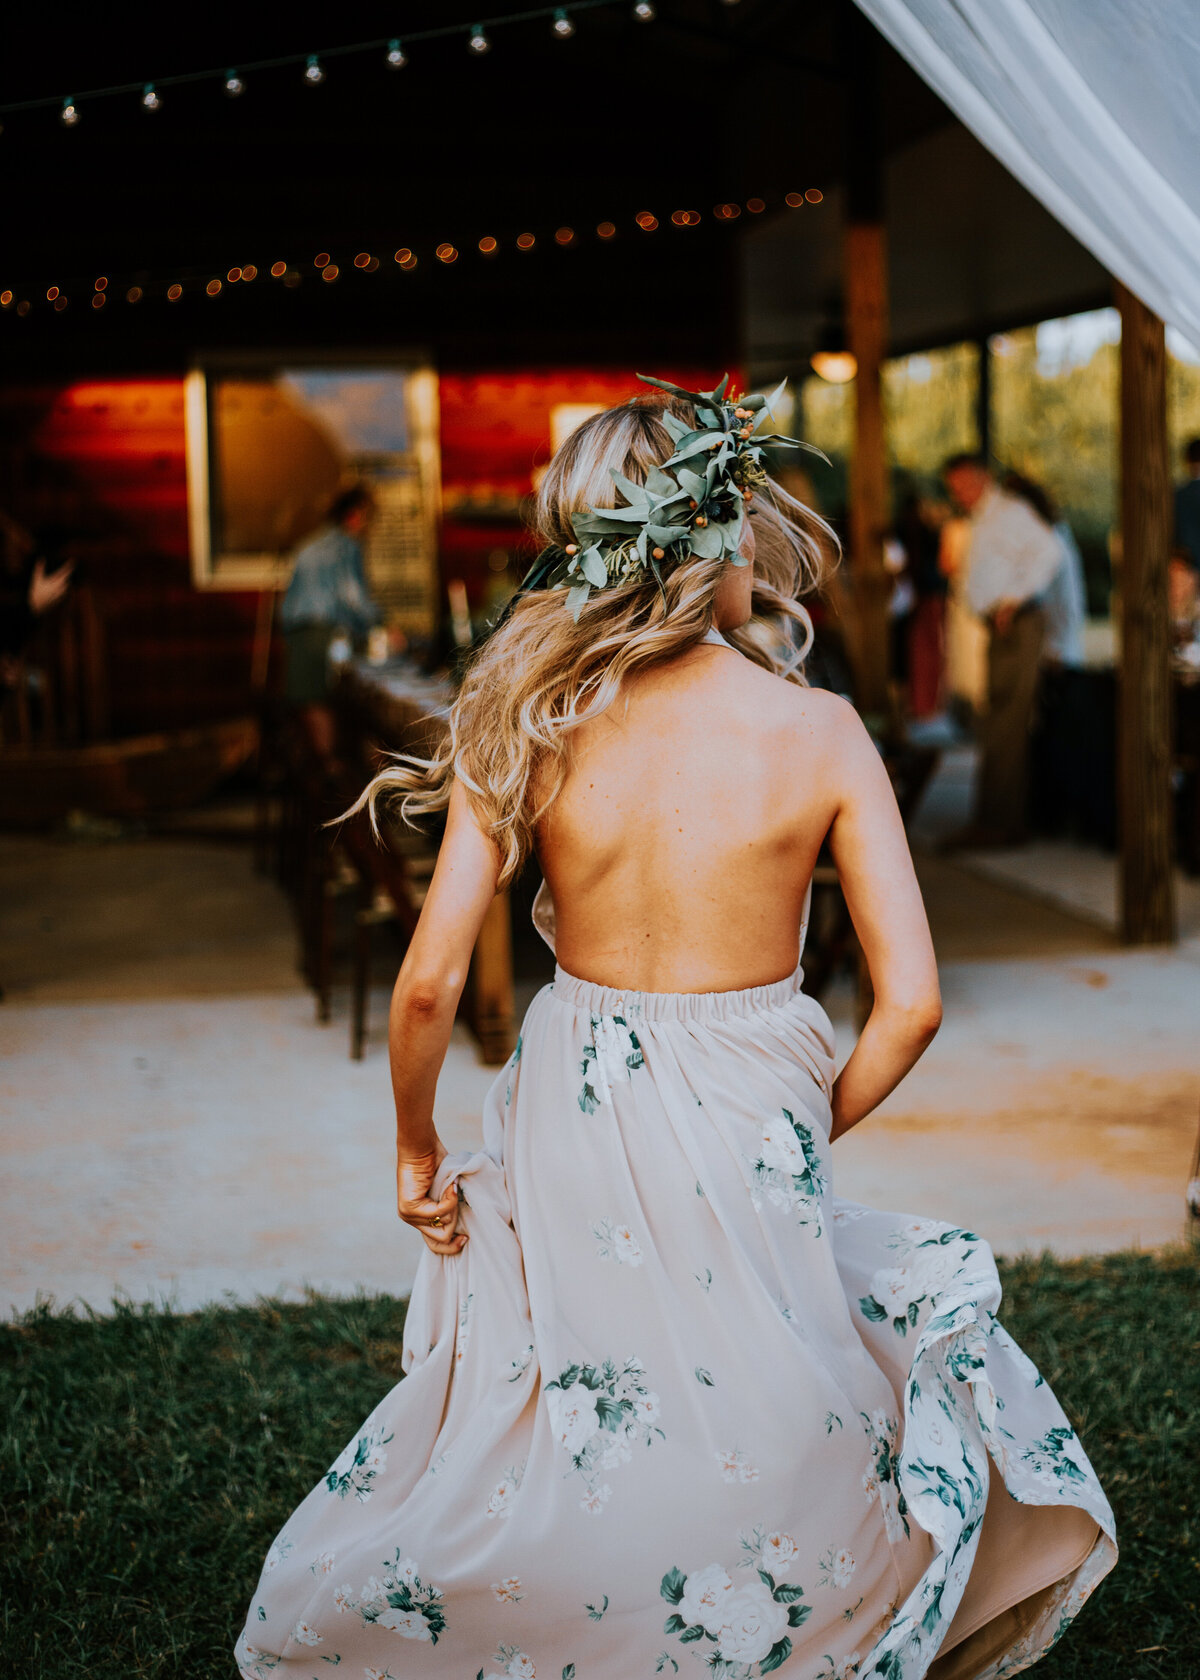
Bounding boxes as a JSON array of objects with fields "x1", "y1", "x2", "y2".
[{"x1": 237, "y1": 380, "x2": 1114, "y2": 1680}]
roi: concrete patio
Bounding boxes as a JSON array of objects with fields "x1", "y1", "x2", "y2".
[{"x1": 2, "y1": 769, "x2": 1197, "y2": 1316}]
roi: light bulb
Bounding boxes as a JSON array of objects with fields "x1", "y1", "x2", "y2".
[
  {"x1": 224, "y1": 70, "x2": 245, "y2": 97},
  {"x1": 304, "y1": 55, "x2": 326, "y2": 85},
  {"x1": 60, "y1": 97, "x2": 80, "y2": 127},
  {"x1": 386, "y1": 39, "x2": 408, "y2": 69},
  {"x1": 468, "y1": 25, "x2": 491, "y2": 54},
  {"x1": 141, "y1": 84, "x2": 161, "y2": 112},
  {"x1": 633, "y1": 1, "x2": 656, "y2": 18},
  {"x1": 553, "y1": 8, "x2": 575, "y2": 35}
]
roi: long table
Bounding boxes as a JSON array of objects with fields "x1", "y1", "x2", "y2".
[{"x1": 334, "y1": 657, "x2": 516, "y2": 1065}]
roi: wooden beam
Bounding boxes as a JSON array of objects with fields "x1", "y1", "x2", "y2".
[
  {"x1": 841, "y1": 5, "x2": 891, "y2": 720},
  {"x1": 844, "y1": 220, "x2": 891, "y2": 719},
  {"x1": 1116, "y1": 280, "x2": 1175, "y2": 944}
]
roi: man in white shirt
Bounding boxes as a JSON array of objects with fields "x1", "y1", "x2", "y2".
[{"x1": 942, "y1": 454, "x2": 1065, "y2": 845}]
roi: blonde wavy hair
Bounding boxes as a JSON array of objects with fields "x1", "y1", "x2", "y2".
[{"x1": 350, "y1": 393, "x2": 838, "y2": 887}]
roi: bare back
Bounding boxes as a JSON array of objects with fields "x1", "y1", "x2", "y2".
[{"x1": 536, "y1": 642, "x2": 853, "y2": 992}]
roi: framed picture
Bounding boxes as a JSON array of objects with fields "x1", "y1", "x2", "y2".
[{"x1": 185, "y1": 354, "x2": 441, "y2": 634}]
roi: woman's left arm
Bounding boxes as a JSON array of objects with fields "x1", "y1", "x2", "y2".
[{"x1": 387, "y1": 778, "x2": 501, "y2": 1254}]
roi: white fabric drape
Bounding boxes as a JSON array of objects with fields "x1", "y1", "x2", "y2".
[{"x1": 853, "y1": 0, "x2": 1200, "y2": 345}]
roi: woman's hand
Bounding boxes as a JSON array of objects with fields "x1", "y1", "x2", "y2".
[{"x1": 397, "y1": 1144, "x2": 467, "y2": 1257}]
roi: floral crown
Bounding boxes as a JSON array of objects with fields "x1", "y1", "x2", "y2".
[{"x1": 514, "y1": 372, "x2": 824, "y2": 620}]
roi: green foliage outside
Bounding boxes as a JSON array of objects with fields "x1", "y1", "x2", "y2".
[
  {"x1": 800, "y1": 308, "x2": 1200, "y2": 613},
  {"x1": 2, "y1": 1248, "x2": 1197, "y2": 1679}
]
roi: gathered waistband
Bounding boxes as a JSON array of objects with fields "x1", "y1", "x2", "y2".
[{"x1": 551, "y1": 960, "x2": 808, "y2": 1023}]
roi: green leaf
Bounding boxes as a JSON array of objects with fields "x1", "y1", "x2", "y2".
[
  {"x1": 760, "y1": 1636, "x2": 793, "y2": 1674},
  {"x1": 645, "y1": 464, "x2": 680, "y2": 498},
  {"x1": 712, "y1": 373, "x2": 730, "y2": 403},
  {"x1": 786, "y1": 1602, "x2": 813, "y2": 1627},
  {"x1": 661, "y1": 410, "x2": 690, "y2": 442},
  {"x1": 660, "y1": 1568, "x2": 686, "y2": 1605},
  {"x1": 679, "y1": 1624, "x2": 704, "y2": 1644},
  {"x1": 566, "y1": 584, "x2": 591, "y2": 622},
  {"x1": 636, "y1": 372, "x2": 708, "y2": 406},
  {"x1": 756, "y1": 378, "x2": 789, "y2": 425},
  {"x1": 646, "y1": 522, "x2": 688, "y2": 546},
  {"x1": 676, "y1": 465, "x2": 706, "y2": 500},
  {"x1": 694, "y1": 1366, "x2": 715, "y2": 1386},
  {"x1": 740, "y1": 392, "x2": 767, "y2": 411},
  {"x1": 595, "y1": 1394, "x2": 625, "y2": 1431},
  {"x1": 562, "y1": 1667, "x2": 576, "y2": 1679},
  {"x1": 580, "y1": 548, "x2": 607, "y2": 588},
  {"x1": 688, "y1": 521, "x2": 723, "y2": 560},
  {"x1": 859, "y1": 1295, "x2": 887, "y2": 1321},
  {"x1": 771, "y1": 1582, "x2": 805, "y2": 1603},
  {"x1": 609, "y1": 468, "x2": 650, "y2": 509}
]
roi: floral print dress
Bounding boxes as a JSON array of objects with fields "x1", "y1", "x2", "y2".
[{"x1": 236, "y1": 893, "x2": 1115, "y2": 1680}]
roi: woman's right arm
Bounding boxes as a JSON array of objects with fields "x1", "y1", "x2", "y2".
[
  {"x1": 822, "y1": 703, "x2": 942, "y2": 1141},
  {"x1": 387, "y1": 778, "x2": 501, "y2": 1253}
]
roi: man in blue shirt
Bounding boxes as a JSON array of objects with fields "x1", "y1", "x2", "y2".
[
  {"x1": 280, "y1": 484, "x2": 380, "y2": 753},
  {"x1": 1175, "y1": 438, "x2": 1200, "y2": 573}
]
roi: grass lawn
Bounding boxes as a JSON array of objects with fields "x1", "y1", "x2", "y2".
[{"x1": 2, "y1": 1249, "x2": 1196, "y2": 1680}]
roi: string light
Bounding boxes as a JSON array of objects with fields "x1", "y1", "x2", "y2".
[
  {"x1": 2, "y1": 183, "x2": 828, "y2": 321},
  {"x1": 0, "y1": 5, "x2": 720, "y2": 128}
]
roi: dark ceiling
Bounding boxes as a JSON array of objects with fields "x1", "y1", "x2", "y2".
[{"x1": 0, "y1": 0, "x2": 955, "y2": 371}]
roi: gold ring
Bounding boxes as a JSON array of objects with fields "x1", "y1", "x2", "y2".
[{"x1": 431, "y1": 1216, "x2": 444, "y2": 1228}]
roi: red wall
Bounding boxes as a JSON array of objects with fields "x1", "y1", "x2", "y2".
[{"x1": 1, "y1": 363, "x2": 729, "y2": 735}]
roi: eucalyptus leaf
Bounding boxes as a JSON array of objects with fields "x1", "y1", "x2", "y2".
[
  {"x1": 739, "y1": 392, "x2": 767, "y2": 411},
  {"x1": 609, "y1": 468, "x2": 650, "y2": 509},
  {"x1": 712, "y1": 373, "x2": 730, "y2": 403},
  {"x1": 566, "y1": 583, "x2": 591, "y2": 622},
  {"x1": 757, "y1": 377, "x2": 789, "y2": 424},
  {"x1": 645, "y1": 464, "x2": 680, "y2": 498},
  {"x1": 695, "y1": 407, "x2": 719, "y2": 430},
  {"x1": 636, "y1": 372, "x2": 708, "y2": 406},
  {"x1": 580, "y1": 548, "x2": 608, "y2": 588},
  {"x1": 661, "y1": 410, "x2": 690, "y2": 442},
  {"x1": 689, "y1": 521, "x2": 723, "y2": 560},
  {"x1": 677, "y1": 466, "x2": 706, "y2": 500},
  {"x1": 645, "y1": 522, "x2": 688, "y2": 546}
]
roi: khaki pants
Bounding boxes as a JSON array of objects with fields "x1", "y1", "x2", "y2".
[{"x1": 974, "y1": 605, "x2": 1045, "y2": 842}]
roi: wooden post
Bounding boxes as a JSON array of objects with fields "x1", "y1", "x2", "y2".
[
  {"x1": 1116, "y1": 281, "x2": 1175, "y2": 944},
  {"x1": 842, "y1": 7, "x2": 891, "y2": 719}
]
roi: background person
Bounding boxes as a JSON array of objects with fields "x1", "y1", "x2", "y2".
[
  {"x1": 942, "y1": 453, "x2": 1065, "y2": 847},
  {"x1": 280, "y1": 484, "x2": 381, "y2": 759}
]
